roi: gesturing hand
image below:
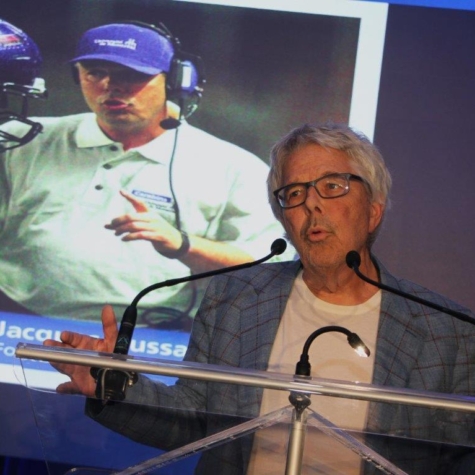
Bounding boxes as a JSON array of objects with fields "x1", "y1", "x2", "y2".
[
  {"x1": 43, "y1": 305, "x2": 118, "y2": 397},
  {"x1": 105, "y1": 190, "x2": 184, "y2": 255}
]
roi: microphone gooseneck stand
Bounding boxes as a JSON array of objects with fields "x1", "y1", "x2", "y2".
[
  {"x1": 92, "y1": 239, "x2": 288, "y2": 402},
  {"x1": 285, "y1": 326, "x2": 370, "y2": 475},
  {"x1": 345, "y1": 251, "x2": 474, "y2": 325}
]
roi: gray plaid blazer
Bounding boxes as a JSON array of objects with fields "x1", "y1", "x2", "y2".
[{"x1": 89, "y1": 257, "x2": 475, "y2": 474}]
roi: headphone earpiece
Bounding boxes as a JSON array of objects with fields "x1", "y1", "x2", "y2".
[{"x1": 166, "y1": 55, "x2": 204, "y2": 119}]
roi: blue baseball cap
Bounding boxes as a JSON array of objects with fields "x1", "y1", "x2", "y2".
[{"x1": 69, "y1": 23, "x2": 174, "y2": 75}]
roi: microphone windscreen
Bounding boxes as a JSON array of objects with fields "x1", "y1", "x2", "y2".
[
  {"x1": 271, "y1": 238, "x2": 287, "y2": 255},
  {"x1": 160, "y1": 118, "x2": 181, "y2": 130},
  {"x1": 346, "y1": 250, "x2": 361, "y2": 269}
]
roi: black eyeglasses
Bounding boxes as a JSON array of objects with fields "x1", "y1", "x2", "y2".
[{"x1": 274, "y1": 173, "x2": 365, "y2": 209}]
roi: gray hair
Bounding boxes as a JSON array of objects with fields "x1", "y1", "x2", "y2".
[{"x1": 267, "y1": 122, "x2": 392, "y2": 247}]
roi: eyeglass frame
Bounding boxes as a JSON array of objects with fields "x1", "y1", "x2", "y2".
[{"x1": 273, "y1": 172, "x2": 366, "y2": 209}]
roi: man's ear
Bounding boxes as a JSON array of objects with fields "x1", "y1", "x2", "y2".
[{"x1": 369, "y1": 201, "x2": 384, "y2": 234}]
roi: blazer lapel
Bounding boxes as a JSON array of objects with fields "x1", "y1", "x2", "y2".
[
  {"x1": 372, "y1": 259, "x2": 427, "y2": 388},
  {"x1": 369, "y1": 259, "x2": 427, "y2": 434}
]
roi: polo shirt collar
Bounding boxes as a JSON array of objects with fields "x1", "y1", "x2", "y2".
[
  {"x1": 75, "y1": 113, "x2": 186, "y2": 165},
  {"x1": 75, "y1": 113, "x2": 114, "y2": 148}
]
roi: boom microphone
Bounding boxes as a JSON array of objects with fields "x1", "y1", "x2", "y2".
[
  {"x1": 345, "y1": 250, "x2": 474, "y2": 325},
  {"x1": 160, "y1": 117, "x2": 181, "y2": 130},
  {"x1": 93, "y1": 238, "x2": 288, "y2": 402}
]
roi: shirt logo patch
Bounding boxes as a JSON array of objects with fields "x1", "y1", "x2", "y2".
[{"x1": 131, "y1": 190, "x2": 174, "y2": 212}]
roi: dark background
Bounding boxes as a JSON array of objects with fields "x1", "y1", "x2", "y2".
[{"x1": 372, "y1": 5, "x2": 475, "y2": 311}]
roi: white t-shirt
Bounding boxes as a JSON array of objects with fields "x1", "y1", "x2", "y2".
[
  {"x1": 0, "y1": 113, "x2": 290, "y2": 321},
  {"x1": 247, "y1": 272, "x2": 381, "y2": 474}
]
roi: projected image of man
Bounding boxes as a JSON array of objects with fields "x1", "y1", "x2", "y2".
[{"x1": 0, "y1": 22, "x2": 291, "y2": 324}]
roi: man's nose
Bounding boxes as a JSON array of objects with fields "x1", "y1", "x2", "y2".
[
  {"x1": 304, "y1": 185, "x2": 323, "y2": 211},
  {"x1": 103, "y1": 73, "x2": 129, "y2": 90}
]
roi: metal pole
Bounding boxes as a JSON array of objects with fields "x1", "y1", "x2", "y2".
[{"x1": 285, "y1": 392, "x2": 311, "y2": 475}]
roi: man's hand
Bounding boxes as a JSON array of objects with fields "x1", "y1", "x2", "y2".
[
  {"x1": 43, "y1": 305, "x2": 118, "y2": 397},
  {"x1": 107, "y1": 190, "x2": 255, "y2": 273},
  {"x1": 105, "y1": 190, "x2": 184, "y2": 255}
]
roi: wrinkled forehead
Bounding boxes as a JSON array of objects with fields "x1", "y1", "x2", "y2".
[{"x1": 282, "y1": 143, "x2": 358, "y2": 182}]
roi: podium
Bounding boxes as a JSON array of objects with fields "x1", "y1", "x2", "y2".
[{"x1": 15, "y1": 343, "x2": 475, "y2": 475}]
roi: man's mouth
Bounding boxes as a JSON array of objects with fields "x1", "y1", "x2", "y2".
[
  {"x1": 102, "y1": 99, "x2": 129, "y2": 111},
  {"x1": 306, "y1": 227, "x2": 330, "y2": 242}
]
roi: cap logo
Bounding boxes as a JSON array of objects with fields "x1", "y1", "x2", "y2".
[
  {"x1": 70, "y1": 24, "x2": 176, "y2": 75},
  {"x1": 93, "y1": 38, "x2": 137, "y2": 51}
]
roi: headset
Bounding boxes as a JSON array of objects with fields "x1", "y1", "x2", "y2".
[
  {"x1": 72, "y1": 20, "x2": 206, "y2": 122},
  {"x1": 125, "y1": 22, "x2": 205, "y2": 325}
]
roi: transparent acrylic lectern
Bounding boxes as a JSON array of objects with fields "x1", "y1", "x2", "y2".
[{"x1": 15, "y1": 343, "x2": 475, "y2": 475}]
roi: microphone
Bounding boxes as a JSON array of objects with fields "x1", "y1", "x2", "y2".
[
  {"x1": 346, "y1": 251, "x2": 474, "y2": 325},
  {"x1": 93, "y1": 238, "x2": 288, "y2": 402},
  {"x1": 160, "y1": 117, "x2": 181, "y2": 130}
]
